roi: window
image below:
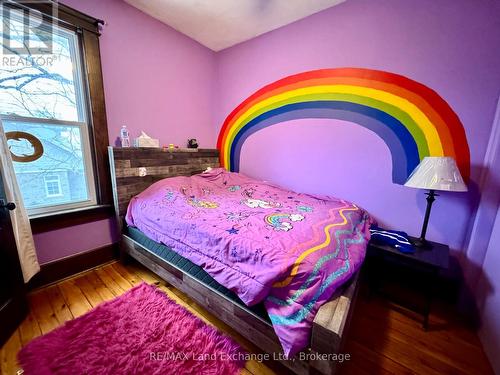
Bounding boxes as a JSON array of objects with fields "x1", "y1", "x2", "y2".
[
  {"x1": 0, "y1": 4, "x2": 102, "y2": 217},
  {"x1": 44, "y1": 175, "x2": 61, "y2": 197}
]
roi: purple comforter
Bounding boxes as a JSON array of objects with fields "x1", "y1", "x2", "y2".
[{"x1": 126, "y1": 168, "x2": 372, "y2": 356}]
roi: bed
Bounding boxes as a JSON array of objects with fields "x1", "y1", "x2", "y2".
[{"x1": 109, "y1": 147, "x2": 371, "y2": 375}]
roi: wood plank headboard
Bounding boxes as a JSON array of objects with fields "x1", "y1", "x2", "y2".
[{"x1": 108, "y1": 147, "x2": 220, "y2": 227}]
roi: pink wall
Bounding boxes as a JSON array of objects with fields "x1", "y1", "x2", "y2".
[
  {"x1": 214, "y1": 0, "x2": 500, "y2": 253},
  {"x1": 35, "y1": 0, "x2": 216, "y2": 264}
]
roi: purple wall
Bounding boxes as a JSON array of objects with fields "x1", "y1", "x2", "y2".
[
  {"x1": 214, "y1": 0, "x2": 500, "y2": 253},
  {"x1": 476, "y1": 207, "x2": 500, "y2": 374},
  {"x1": 34, "y1": 219, "x2": 118, "y2": 264},
  {"x1": 470, "y1": 98, "x2": 500, "y2": 374},
  {"x1": 35, "y1": 0, "x2": 216, "y2": 264},
  {"x1": 64, "y1": 0, "x2": 216, "y2": 147}
]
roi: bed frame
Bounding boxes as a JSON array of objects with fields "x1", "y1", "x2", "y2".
[{"x1": 108, "y1": 147, "x2": 359, "y2": 375}]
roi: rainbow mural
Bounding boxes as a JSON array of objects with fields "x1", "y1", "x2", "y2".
[{"x1": 217, "y1": 68, "x2": 470, "y2": 184}]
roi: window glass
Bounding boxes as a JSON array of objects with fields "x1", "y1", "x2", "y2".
[
  {"x1": 1, "y1": 9, "x2": 96, "y2": 215},
  {"x1": 3, "y1": 120, "x2": 92, "y2": 210},
  {"x1": 0, "y1": 11, "x2": 84, "y2": 121}
]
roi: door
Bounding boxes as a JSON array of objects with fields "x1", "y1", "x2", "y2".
[{"x1": 0, "y1": 170, "x2": 28, "y2": 347}]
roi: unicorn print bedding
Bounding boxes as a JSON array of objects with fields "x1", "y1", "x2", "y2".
[{"x1": 125, "y1": 168, "x2": 372, "y2": 357}]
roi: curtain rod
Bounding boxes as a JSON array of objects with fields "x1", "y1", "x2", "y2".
[{"x1": 3, "y1": 1, "x2": 104, "y2": 36}]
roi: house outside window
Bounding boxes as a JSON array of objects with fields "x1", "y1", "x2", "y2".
[{"x1": 0, "y1": 5, "x2": 98, "y2": 216}]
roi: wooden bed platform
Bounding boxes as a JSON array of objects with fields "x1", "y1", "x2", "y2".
[{"x1": 108, "y1": 147, "x2": 359, "y2": 375}]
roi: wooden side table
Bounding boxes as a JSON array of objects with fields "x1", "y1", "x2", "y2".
[{"x1": 365, "y1": 237, "x2": 450, "y2": 329}]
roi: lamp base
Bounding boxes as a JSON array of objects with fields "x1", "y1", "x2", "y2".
[
  {"x1": 413, "y1": 189, "x2": 438, "y2": 250},
  {"x1": 411, "y1": 237, "x2": 433, "y2": 249}
]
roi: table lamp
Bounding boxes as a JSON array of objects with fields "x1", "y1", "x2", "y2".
[{"x1": 404, "y1": 156, "x2": 467, "y2": 248}]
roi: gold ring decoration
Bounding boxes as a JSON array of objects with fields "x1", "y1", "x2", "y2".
[{"x1": 6, "y1": 131, "x2": 44, "y2": 163}]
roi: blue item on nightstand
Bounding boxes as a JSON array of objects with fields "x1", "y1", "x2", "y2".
[{"x1": 370, "y1": 225, "x2": 415, "y2": 253}]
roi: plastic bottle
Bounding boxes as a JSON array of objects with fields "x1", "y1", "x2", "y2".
[{"x1": 120, "y1": 125, "x2": 130, "y2": 147}]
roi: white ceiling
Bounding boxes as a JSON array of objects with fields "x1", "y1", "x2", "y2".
[{"x1": 124, "y1": 0, "x2": 346, "y2": 51}]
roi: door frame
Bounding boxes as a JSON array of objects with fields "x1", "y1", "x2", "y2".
[{"x1": 465, "y1": 96, "x2": 500, "y2": 289}]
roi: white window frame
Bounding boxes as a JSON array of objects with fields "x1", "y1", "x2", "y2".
[{"x1": 1, "y1": 12, "x2": 97, "y2": 217}]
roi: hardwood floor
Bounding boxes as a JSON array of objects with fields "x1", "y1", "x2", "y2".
[{"x1": 0, "y1": 261, "x2": 494, "y2": 375}]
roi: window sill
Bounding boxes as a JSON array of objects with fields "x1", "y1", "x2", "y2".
[{"x1": 30, "y1": 204, "x2": 114, "y2": 234}]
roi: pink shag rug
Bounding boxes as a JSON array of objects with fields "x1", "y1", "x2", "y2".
[{"x1": 18, "y1": 283, "x2": 246, "y2": 375}]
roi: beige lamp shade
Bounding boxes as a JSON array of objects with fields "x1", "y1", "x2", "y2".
[{"x1": 404, "y1": 157, "x2": 468, "y2": 192}]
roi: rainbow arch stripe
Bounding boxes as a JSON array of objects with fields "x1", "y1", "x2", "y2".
[{"x1": 217, "y1": 68, "x2": 470, "y2": 184}]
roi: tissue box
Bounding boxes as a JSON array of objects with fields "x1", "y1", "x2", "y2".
[{"x1": 134, "y1": 137, "x2": 159, "y2": 148}]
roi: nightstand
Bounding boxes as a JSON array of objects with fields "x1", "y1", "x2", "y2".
[{"x1": 365, "y1": 237, "x2": 450, "y2": 329}]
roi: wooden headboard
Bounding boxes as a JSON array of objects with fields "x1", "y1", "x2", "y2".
[{"x1": 108, "y1": 147, "x2": 220, "y2": 227}]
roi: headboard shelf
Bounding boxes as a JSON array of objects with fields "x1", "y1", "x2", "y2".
[{"x1": 108, "y1": 147, "x2": 220, "y2": 226}]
